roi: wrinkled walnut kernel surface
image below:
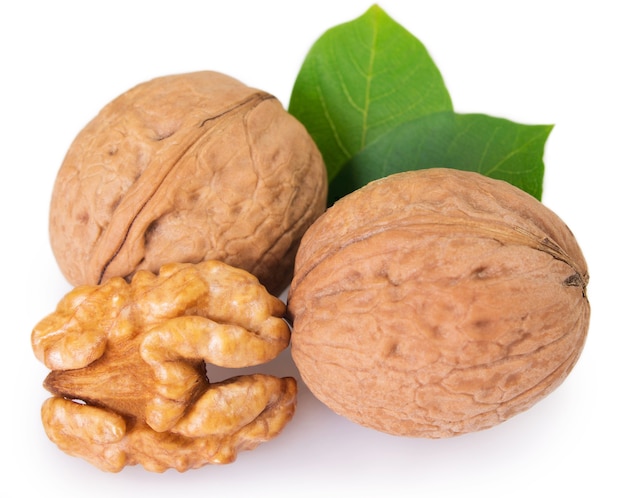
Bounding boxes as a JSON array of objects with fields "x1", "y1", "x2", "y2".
[
  {"x1": 33, "y1": 260, "x2": 296, "y2": 472},
  {"x1": 288, "y1": 168, "x2": 590, "y2": 438}
]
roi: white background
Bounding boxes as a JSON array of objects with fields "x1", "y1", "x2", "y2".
[{"x1": 2, "y1": 1, "x2": 623, "y2": 496}]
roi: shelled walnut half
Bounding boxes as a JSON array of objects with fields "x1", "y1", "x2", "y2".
[{"x1": 32, "y1": 260, "x2": 296, "y2": 472}]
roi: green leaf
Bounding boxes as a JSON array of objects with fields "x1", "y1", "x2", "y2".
[
  {"x1": 289, "y1": 4, "x2": 453, "y2": 182},
  {"x1": 290, "y1": 4, "x2": 549, "y2": 204},
  {"x1": 329, "y1": 112, "x2": 552, "y2": 203}
]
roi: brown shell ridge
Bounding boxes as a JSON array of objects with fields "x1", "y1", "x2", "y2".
[
  {"x1": 94, "y1": 92, "x2": 277, "y2": 285},
  {"x1": 512, "y1": 226, "x2": 589, "y2": 297},
  {"x1": 199, "y1": 91, "x2": 275, "y2": 127},
  {"x1": 292, "y1": 217, "x2": 588, "y2": 298}
]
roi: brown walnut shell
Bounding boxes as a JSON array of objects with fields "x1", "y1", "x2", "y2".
[
  {"x1": 49, "y1": 71, "x2": 327, "y2": 295},
  {"x1": 288, "y1": 168, "x2": 590, "y2": 438}
]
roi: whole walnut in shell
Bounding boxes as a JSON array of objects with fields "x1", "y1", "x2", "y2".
[
  {"x1": 288, "y1": 168, "x2": 589, "y2": 438},
  {"x1": 49, "y1": 71, "x2": 327, "y2": 295}
]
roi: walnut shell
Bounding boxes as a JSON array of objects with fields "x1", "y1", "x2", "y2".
[
  {"x1": 49, "y1": 71, "x2": 327, "y2": 295},
  {"x1": 287, "y1": 168, "x2": 590, "y2": 438}
]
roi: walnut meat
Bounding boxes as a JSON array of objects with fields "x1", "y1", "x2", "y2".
[
  {"x1": 49, "y1": 71, "x2": 327, "y2": 296},
  {"x1": 32, "y1": 260, "x2": 297, "y2": 472},
  {"x1": 287, "y1": 168, "x2": 590, "y2": 438}
]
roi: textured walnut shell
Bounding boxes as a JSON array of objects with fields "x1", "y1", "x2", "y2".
[
  {"x1": 49, "y1": 71, "x2": 327, "y2": 295},
  {"x1": 288, "y1": 168, "x2": 590, "y2": 438}
]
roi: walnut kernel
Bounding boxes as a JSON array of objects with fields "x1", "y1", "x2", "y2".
[{"x1": 33, "y1": 260, "x2": 296, "y2": 472}]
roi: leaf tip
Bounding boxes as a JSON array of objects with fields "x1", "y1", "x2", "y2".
[{"x1": 365, "y1": 3, "x2": 390, "y2": 19}]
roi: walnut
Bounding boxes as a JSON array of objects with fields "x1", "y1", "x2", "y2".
[
  {"x1": 49, "y1": 71, "x2": 327, "y2": 296},
  {"x1": 32, "y1": 260, "x2": 296, "y2": 472},
  {"x1": 287, "y1": 168, "x2": 589, "y2": 438}
]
